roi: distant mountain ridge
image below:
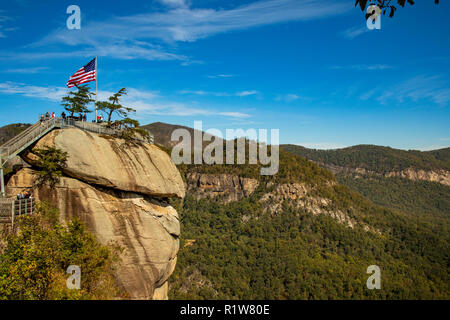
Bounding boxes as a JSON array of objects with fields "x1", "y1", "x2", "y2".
[
  {"x1": 0, "y1": 123, "x2": 32, "y2": 146},
  {"x1": 281, "y1": 144, "x2": 450, "y2": 173},
  {"x1": 281, "y1": 144, "x2": 450, "y2": 187}
]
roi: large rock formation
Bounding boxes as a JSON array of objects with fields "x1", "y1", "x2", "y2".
[
  {"x1": 22, "y1": 129, "x2": 185, "y2": 198},
  {"x1": 6, "y1": 128, "x2": 185, "y2": 300}
]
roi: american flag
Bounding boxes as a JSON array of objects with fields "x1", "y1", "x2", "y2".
[{"x1": 66, "y1": 58, "x2": 96, "y2": 88}]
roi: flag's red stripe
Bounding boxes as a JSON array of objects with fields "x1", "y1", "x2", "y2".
[
  {"x1": 68, "y1": 70, "x2": 96, "y2": 82},
  {"x1": 67, "y1": 77, "x2": 95, "y2": 88},
  {"x1": 77, "y1": 78, "x2": 96, "y2": 85},
  {"x1": 67, "y1": 77, "x2": 95, "y2": 86},
  {"x1": 67, "y1": 72, "x2": 96, "y2": 85},
  {"x1": 72, "y1": 68, "x2": 84, "y2": 76},
  {"x1": 67, "y1": 75, "x2": 95, "y2": 87}
]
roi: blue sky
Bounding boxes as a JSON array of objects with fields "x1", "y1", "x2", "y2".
[{"x1": 0, "y1": 0, "x2": 449, "y2": 150}]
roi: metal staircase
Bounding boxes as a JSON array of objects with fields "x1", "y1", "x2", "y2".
[
  {"x1": 0, "y1": 118, "x2": 60, "y2": 197},
  {"x1": 1, "y1": 118, "x2": 60, "y2": 167}
]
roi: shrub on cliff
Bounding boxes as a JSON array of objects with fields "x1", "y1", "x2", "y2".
[
  {"x1": 115, "y1": 118, "x2": 150, "y2": 142},
  {"x1": 0, "y1": 202, "x2": 122, "y2": 300},
  {"x1": 34, "y1": 146, "x2": 68, "y2": 187}
]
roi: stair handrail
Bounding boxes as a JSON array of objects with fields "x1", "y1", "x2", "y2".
[
  {"x1": 0, "y1": 118, "x2": 59, "y2": 164},
  {"x1": 1, "y1": 117, "x2": 155, "y2": 165}
]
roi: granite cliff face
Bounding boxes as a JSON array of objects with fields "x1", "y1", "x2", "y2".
[
  {"x1": 319, "y1": 162, "x2": 450, "y2": 186},
  {"x1": 6, "y1": 128, "x2": 185, "y2": 300},
  {"x1": 185, "y1": 172, "x2": 259, "y2": 202},
  {"x1": 183, "y1": 173, "x2": 375, "y2": 231},
  {"x1": 384, "y1": 168, "x2": 450, "y2": 186}
]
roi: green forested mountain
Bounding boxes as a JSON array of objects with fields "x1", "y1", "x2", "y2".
[
  {"x1": 337, "y1": 174, "x2": 450, "y2": 220},
  {"x1": 281, "y1": 144, "x2": 450, "y2": 173},
  {"x1": 169, "y1": 191, "x2": 448, "y2": 299},
  {"x1": 2, "y1": 122, "x2": 449, "y2": 300},
  {"x1": 169, "y1": 158, "x2": 449, "y2": 299},
  {"x1": 143, "y1": 124, "x2": 450, "y2": 300},
  {"x1": 280, "y1": 144, "x2": 450, "y2": 219},
  {"x1": 142, "y1": 122, "x2": 197, "y2": 148},
  {"x1": 0, "y1": 123, "x2": 31, "y2": 145}
]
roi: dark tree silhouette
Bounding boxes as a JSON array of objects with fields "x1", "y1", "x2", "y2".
[
  {"x1": 355, "y1": 0, "x2": 439, "y2": 18},
  {"x1": 96, "y1": 88, "x2": 136, "y2": 126},
  {"x1": 61, "y1": 85, "x2": 94, "y2": 117}
]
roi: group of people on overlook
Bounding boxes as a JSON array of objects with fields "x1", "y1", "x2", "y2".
[{"x1": 39, "y1": 111, "x2": 104, "y2": 123}]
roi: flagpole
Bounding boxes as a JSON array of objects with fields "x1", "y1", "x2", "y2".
[{"x1": 95, "y1": 56, "x2": 98, "y2": 123}]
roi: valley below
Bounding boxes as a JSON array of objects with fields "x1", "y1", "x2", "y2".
[{"x1": 1, "y1": 122, "x2": 449, "y2": 300}]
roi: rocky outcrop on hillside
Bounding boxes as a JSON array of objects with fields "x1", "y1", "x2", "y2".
[
  {"x1": 259, "y1": 183, "x2": 357, "y2": 229},
  {"x1": 318, "y1": 162, "x2": 450, "y2": 186},
  {"x1": 184, "y1": 173, "x2": 375, "y2": 231},
  {"x1": 6, "y1": 128, "x2": 185, "y2": 300},
  {"x1": 185, "y1": 173, "x2": 259, "y2": 202},
  {"x1": 385, "y1": 168, "x2": 450, "y2": 186}
]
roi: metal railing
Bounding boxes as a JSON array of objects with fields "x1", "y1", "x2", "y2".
[
  {"x1": 0, "y1": 197, "x2": 34, "y2": 225},
  {"x1": 0, "y1": 117, "x2": 154, "y2": 167},
  {"x1": 0, "y1": 116, "x2": 154, "y2": 198},
  {"x1": 59, "y1": 118, "x2": 155, "y2": 144},
  {"x1": 0, "y1": 118, "x2": 59, "y2": 166}
]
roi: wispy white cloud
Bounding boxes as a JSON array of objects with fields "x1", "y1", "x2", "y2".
[
  {"x1": 0, "y1": 10, "x2": 16, "y2": 38},
  {"x1": 275, "y1": 93, "x2": 299, "y2": 102},
  {"x1": 159, "y1": 0, "x2": 189, "y2": 8},
  {"x1": 340, "y1": 25, "x2": 369, "y2": 39},
  {"x1": 376, "y1": 75, "x2": 450, "y2": 106},
  {"x1": 359, "y1": 88, "x2": 377, "y2": 101},
  {"x1": 1, "y1": 67, "x2": 49, "y2": 73},
  {"x1": 331, "y1": 64, "x2": 393, "y2": 71},
  {"x1": 25, "y1": 0, "x2": 349, "y2": 62},
  {"x1": 0, "y1": 11, "x2": 13, "y2": 24},
  {"x1": 218, "y1": 112, "x2": 251, "y2": 118},
  {"x1": 0, "y1": 41, "x2": 186, "y2": 62},
  {"x1": 179, "y1": 89, "x2": 259, "y2": 97},
  {"x1": 0, "y1": 82, "x2": 251, "y2": 119},
  {"x1": 295, "y1": 142, "x2": 347, "y2": 150},
  {"x1": 275, "y1": 93, "x2": 314, "y2": 103},
  {"x1": 43, "y1": 0, "x2": 350, "y2": 44},
  {"x1": 120, "y1": 98, "x2": 251, "y2": 119},
  {"x1": 0, "y1": 81, "x2": 67, "y2": 101},
  {"x1": 236, "y1": 90, "x2": 259, "y2": 97},
  {"x1": 418, "y1": 145, "x2": 450, "y2": 151},
  {"x1": 206, "y1": 74, "x2": 235, "y2": 79}
]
